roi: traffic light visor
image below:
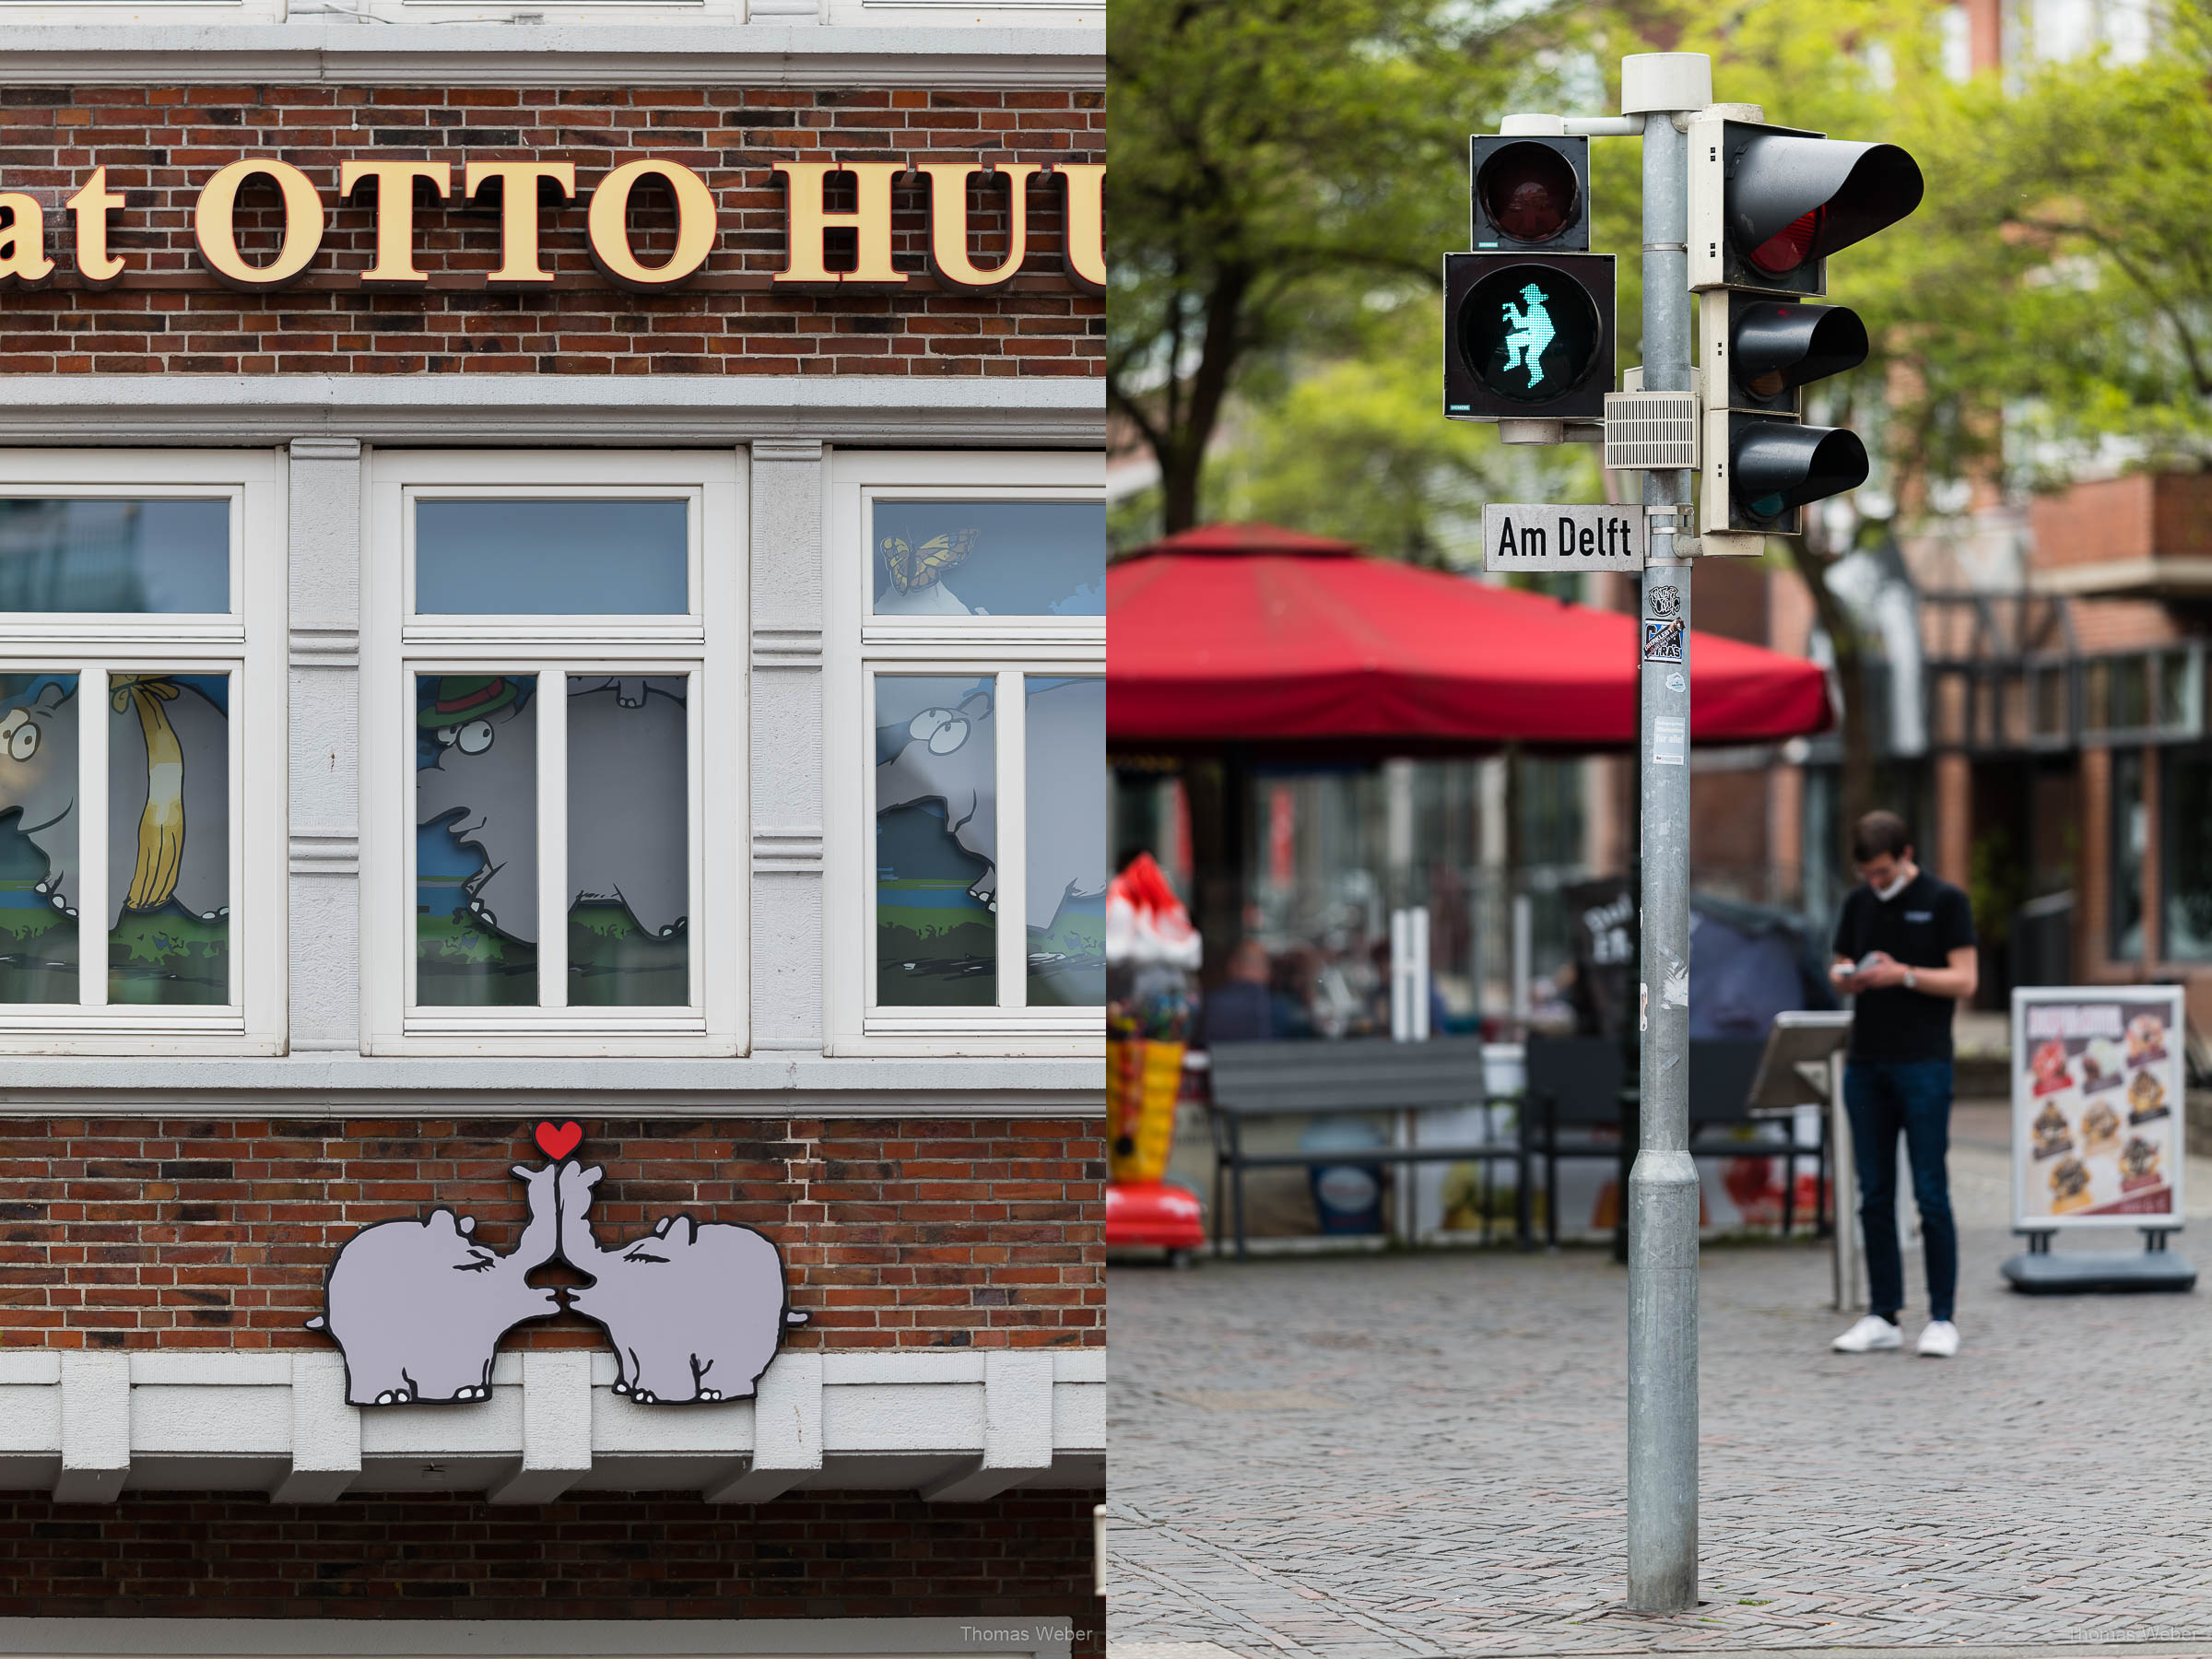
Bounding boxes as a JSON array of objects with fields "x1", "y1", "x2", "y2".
[
  {"x1": 1477, "y1": 142, "x2": 1581, "y2": 244},
  {"x1": 1728, "y1": 135, "x2": 1923, "y2": 277},
  {"x1": 1733, "y1": 423, "x2": 1869, "y2": 522},
  {"x1": 1734, "y1": 301, "x2": 1870, "y2": 399}
]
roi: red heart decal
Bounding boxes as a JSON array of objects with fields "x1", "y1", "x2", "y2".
[{"x1": 534, "y1": 1120, "x2": 583, "y2": 1161}]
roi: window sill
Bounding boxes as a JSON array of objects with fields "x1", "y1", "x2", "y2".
[{"x1": 0, "y1": 1050, "x2": 1102, "y2": 1110}]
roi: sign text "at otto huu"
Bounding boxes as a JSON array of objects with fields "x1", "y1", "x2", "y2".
[{"x1": 0, "y1": 158, "x2": 1106, "y2": 296}]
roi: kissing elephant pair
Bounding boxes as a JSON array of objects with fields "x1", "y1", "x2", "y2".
[{"x1": 308, "y1": 1159, "x2": 803, "y2": 1407}]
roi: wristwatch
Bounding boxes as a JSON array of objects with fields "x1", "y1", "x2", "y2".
[{"x1": 1904, "y1": 969, "x2": 1918, "y2": 992}]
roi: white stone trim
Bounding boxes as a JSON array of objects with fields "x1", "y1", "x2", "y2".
[
  {"x1": 0, "y1": 1618, "x2": 1075, "y2": 1659},
  {"x1": 0, "y1": 377, "x2": 1103, "y2": 449},
  {"x1": 0, "y1": 1347, "x2": 1104, "y2": 1504},
  {"x1": 0, "y1": 1050, "x2": 1099, "y2": 1108},
  {"x1": 0, "y1": 24, "x2": 1105, "y2": 87}
]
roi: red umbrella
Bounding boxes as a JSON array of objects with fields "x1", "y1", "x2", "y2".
[{"x1": 1108, "y1": 523, "x2": 1831, "y2": 751}]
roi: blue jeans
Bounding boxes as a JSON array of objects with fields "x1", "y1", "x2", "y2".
[{"x1": 1843, "y1": 1060, "x2": 1958, "y2": 1324}]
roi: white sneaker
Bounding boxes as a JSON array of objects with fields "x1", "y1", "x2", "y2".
[
  {"x1": 1916, "y1": 1320, "x2": 1960, "y2": 1358},
  {"x1": 1831, "y1": 1314, "x2": 1903, "y2": 1352}
]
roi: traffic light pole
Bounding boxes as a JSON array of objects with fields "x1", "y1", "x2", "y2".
[{"x1": 1627, "y1": 56, "x2": 1703, "y2": 1617}]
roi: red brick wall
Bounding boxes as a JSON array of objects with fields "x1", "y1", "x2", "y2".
[
  {"x1": 0, "y1": 1490, "x2": 1100, "y2": 1640},
  {"x1": 0, "y1": 84, "x2": 1104, "y2": 375},
  {"x1": 0, "y1": 1118, "x2": 1104, "y2": 1349}
]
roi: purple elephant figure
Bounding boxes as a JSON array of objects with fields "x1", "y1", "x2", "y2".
[
  {"x1": 308, "y1": 1163, "x2": 563, "y2": 1406},
  {"x1": 556, "y1": 1159, "x2": 805, "y2": 1405}
]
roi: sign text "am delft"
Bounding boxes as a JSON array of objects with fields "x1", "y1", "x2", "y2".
[
  {"x1": 1481, "y1": 503, "x2": 1647, "y2": 572},
  {"x1": 0, "y1": 159, "x2": 1105, "y2": 297}
]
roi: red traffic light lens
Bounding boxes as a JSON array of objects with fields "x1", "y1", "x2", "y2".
[
  {"x1": 1477, "y1": 143, "x2": 1580, "y2": 244},
  {"x1": 1750, "y1": 206, "x2": 1825, "y2": 274}
]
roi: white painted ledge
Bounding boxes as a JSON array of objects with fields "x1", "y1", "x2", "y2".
[
  {"x1": 0, "y1": 1348, "x2": 1105, "y2": 1503},
  {"x1": 0, "y1": 25, "x2": 1105, "y2": 88},
  {"x1": 0, "y1": 375, "x2": 1106, "y2": 449},
  {"x1": 0, "y1": 1051, "x2": 1101, "y2": 1112}
]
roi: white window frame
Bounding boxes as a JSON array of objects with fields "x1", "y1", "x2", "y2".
[
  {"x1": 0, "y1": 2, "x2": 281, "y2": 20},
  {"x1": 0, "y1": 449, "x2": 286, "y2": 1056},
  {"x1": 362, "y1": 449, "x2": 745, "y2": 1057},
  {"x1": 826, "y1": 448, "x2": 1104, "y2": 1058}
]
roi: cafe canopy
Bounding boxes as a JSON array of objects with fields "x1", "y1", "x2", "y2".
[{"x1": 1107, "y1": 522, "x2": 1833, "y2": 751}]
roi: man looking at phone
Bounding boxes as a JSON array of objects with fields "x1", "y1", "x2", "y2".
[{"x1": 1827, "y1": 810, "x2": 1978, "y2": 1359}]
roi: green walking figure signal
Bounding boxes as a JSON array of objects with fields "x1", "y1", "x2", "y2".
[{"x1": 1499, "y1": 283, "x2": 1556, "y2": 388}]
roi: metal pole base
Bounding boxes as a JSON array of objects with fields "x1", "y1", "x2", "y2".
[{"x1": 1626, "y1": 1148, "x2": 1699, "y2": 1612}]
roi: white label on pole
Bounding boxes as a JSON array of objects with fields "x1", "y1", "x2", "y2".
[
  {"x1": 1652, "y1": 715, "x2": 1686, "y2": 765},
  {"x1": 1482, "y1": 503, "x2": 1647, "y2": 571}
]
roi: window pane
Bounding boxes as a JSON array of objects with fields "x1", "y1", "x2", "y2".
[
  {"x1": 873, "y1": 500, "x2": 1103, "y2": 618},
  {"x1": 2084, "y1": 662, "x2": 2111, "y2": 732},
  {"x1": 877, "y1": 675, "x2": 997, "y2": 1006},
  {"x1": 0, "y1": 674, "x2": 78, "y2": 1002},
  {"x1": 110, "y1": 673, "x2": 228, "y2": 1006},
  {"x1": 1026, "y1": 677, "x2": 1105, "y2": 1006},
  {"x1": 2164, "y1": 748, "x2": 2212, "y2": 963},
  {"x1": 416, "y1": 500, "x2": 688, "y2": 615},
  {"x1": 417, "y1": 673, "x2": 538, "y2": 1006},
  {"x1": 0, "y1": 500, "x2": 228, "y2": 614},
  {"x1": 568, "y1": 676, "x2": 689, "y2": 1006},
  {"x1": 2158, "y1": 650, "x2": 2193, "y2": 729},
  {"x1": 2033, "y1": 667, "x2": 2065, "y2": 738},
  {"x1": 2112, "y1": 655, "x2": 2149, "y2": 729},
  {"x1": 2111, "y1": 747, "x2": 2144, "y2": 961}
]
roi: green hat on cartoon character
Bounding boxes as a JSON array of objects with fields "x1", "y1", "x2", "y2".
[{"x1": 419, "y1": 675, "x2": 525, "y2": 730}]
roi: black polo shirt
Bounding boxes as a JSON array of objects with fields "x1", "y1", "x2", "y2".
[{"x1": 1831, "y1": 871, "x2": 1977, "y2": 1063}]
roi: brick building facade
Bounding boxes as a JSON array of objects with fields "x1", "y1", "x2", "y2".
[{"x1": 0, "y1": 14, "x2": 1104, "y2": 1659}]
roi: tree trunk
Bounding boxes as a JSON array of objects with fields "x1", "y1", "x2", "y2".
[
  {"x1": 1148, "y1": 264, "x2": 1255, "y2": 535},
  {"x1": 1782, "y1": 537, "x2": 1878, "y2": 864}
]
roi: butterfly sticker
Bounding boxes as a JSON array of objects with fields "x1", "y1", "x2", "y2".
[{"x1": 881, "y1": 527, "x2": 979, "y2": 594}]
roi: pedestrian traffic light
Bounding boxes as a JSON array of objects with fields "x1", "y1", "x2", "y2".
[
  {"x1": 1442, "y1": 252, "x2": 1615, "y2": 422},
  {"x1": 1470, "y1": 135, "x2": 1589, "y2": 253},
  {"x1": 1688, "y1": 115, "x2": 1921, "y2": 540},
  {"x1": 1446, "y1": 133, "x2": 1611, "y2": 429}
]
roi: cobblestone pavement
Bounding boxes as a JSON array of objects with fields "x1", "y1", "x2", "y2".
[{"x1": 1107, "y1": 1108, "x2": 2212, "y2": 1655}]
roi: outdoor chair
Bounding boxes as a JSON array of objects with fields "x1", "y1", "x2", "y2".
[
  {"x1": 1203, "y1": 1036, "x2": 1516, "y2": 1259},
  {"x1": 1686, "y1": 1036, "x2": 1827, "y2": 1238},
  {"x1": 1524, "y1": 1034, "x2": 1828, "y2": 1251},
  {"x1": 1521, "y1": 1034, "x2": 1630, "y2": 1251}
]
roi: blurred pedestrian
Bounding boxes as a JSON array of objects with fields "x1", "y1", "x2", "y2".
[
  {"x1": 1195, "y1": 938, "x2": 1310, "y2": 1044},
  {"x1": 1826, "y1": 810, "x2": 1978, "y2": 1359}
]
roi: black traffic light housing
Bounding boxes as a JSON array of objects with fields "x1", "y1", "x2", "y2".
[
  {"x1": 1718, "y1": 293, "x2": 1869, "y2": 414},
  {"x1": 1442, "y1": 251, "x2": 1615, "y2": 421},
  {"x1": 1720, "y1": 415, "x2": 1869, "y2": 534},
  {"x1": 1691, "y1": 113, "x2": 1920, "y2": 543},
  {"x1": 1690, "y1": 119, "x2": 1923, "y2": 298},
  {"x1": 1470, "y1": 135, "x2": 1590, "y2": 253}
]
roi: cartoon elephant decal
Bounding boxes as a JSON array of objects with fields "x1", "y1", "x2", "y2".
[
  {"x1": 875, "y1": 677, "x2": 1105, "y2": 929},
  {"x1": 307, "y1": 1162, "x2": 563, "y2": 1406},
  {"x1": 307, "y1": 1129, "x2": 805, "y2": 1407},
  {"x1": 0, "y1": 676, "x2": 229, "y2": 925},
  {"x1": 416, "y1": 676, "x2": 688, "y2": 945},
  {"x1": 556, "y1": 1159, "x2": 801, "y2": 1405}
]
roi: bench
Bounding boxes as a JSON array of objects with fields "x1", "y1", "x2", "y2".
[{"x1": 1204, "y1": 1036, "x2": 1514, "y2": 1259}]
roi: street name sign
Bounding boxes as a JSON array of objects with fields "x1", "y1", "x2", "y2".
[{"x1": 1481, "y1": 503, "x2": 1647, "y2": 571}]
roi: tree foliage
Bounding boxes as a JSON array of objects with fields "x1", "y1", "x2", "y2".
[{"x1": 1105, "y1": 0, "x2": 1573, "y2": 535}]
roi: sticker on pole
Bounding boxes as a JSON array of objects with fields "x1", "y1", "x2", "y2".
[
  {"x1": 1482, "y1": 504, "x2": 1646, "y2": 571},
  {"x1": 1651, "y1": 715, "x2": 1686, "y2": 765},
  {"x1": 1641, "y1": 618, "x2": 1685, "y2": 662}
]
